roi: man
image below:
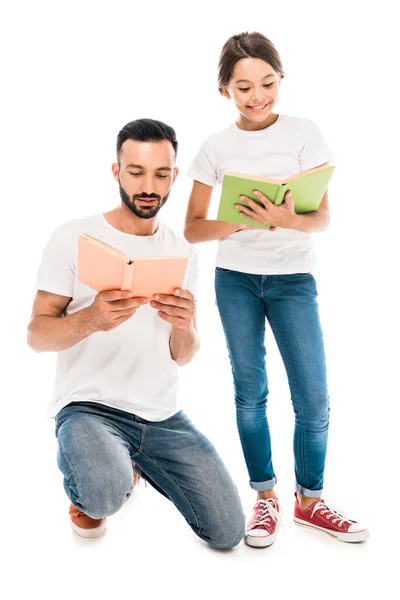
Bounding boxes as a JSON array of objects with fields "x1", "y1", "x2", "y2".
[{"x1": 27, "y1": 118, "x2": 245, "y2": 547}]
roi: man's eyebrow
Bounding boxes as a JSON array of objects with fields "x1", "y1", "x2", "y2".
[
  {"x1": 125, "y1": 164, "x2": 171, "y2": 171},
  {"x1": 235, "y1": 74, "x2": 275, "y2": 84}
]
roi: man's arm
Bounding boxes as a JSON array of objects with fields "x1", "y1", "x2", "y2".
[
  {"x1": 27, "y1": 291, "x2": 89, "y2": 352},
  {"x1": 27, "y1": 289, "x2": 149, "y2": 353},
  {"x1": 169, "y1": 316, "x2": 200, "y2": 366},
  {"x1": 150, "y1": 289, "x2": 200, "y2": 366}
]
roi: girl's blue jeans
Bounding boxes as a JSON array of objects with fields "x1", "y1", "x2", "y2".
[{"x1": 215, "y1": 268, "x2": 330, "y2": 498}]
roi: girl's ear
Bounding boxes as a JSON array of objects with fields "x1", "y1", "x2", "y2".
[{"x1": 220, "y1": 86, "x2": 231, "y2": 100}]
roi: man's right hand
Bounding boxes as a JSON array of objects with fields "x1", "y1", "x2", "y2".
[{"x1": 84, "y1": 290, "x2": 149, "y2": 332}]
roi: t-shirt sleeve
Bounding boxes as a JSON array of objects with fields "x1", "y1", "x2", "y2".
[
  {"x1": 184, "y1": 246, "x2": 199, "y2": 298},
  {"x1": 299, "y1": 119, "x2": 334, "y2": 172},
  {"x1": 35, "y1": 227, "x2": 75, "y2": 297},
  {"x1": 187, "y1": 136, "x2": 218, "y2": 187}
]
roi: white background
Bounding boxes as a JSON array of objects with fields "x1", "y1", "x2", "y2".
[{"x1": 2, "y1": 0, "x2": 399, "y2": 598}]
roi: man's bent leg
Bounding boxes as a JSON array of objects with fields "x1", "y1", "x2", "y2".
[{"x1": 133, "y1": 411, "x2": 245, "y2": 549}]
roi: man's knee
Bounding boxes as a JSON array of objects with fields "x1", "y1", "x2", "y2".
[
  {"x1": 206, "y1": 509, "x2": 245, "y2": 549},
  {"x1": 68, "y1": 467, "x2": 133, "y2": 519}
]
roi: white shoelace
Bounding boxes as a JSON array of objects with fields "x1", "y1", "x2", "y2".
[
  {"x1": 311, "y1": 501, "x2": 352, "y2": 527},
  {"x1": 252, "y1": 499, "x2": 281, "y2": 528}
]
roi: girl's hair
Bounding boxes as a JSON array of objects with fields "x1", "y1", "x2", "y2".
[{"x1": 218, "y1": 31, "x2": 285, "y2": 93}]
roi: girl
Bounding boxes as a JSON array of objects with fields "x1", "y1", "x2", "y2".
[{"x1": 184, "y1": 31, "x2": 368, "y2": 547}]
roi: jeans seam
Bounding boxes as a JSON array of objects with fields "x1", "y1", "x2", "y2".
[
  {"x1": 141, "y1": 454, "x2": 201, "y2": 531},
  {"x1": 131, "y1": 423, "x2": 146, "y2": 458},
  {"x1": 58, "y1": 434, "x2": 82, "y2": 505},
  {"x1": 267, "y1": 310, "x2": 307, "y2": 489}
]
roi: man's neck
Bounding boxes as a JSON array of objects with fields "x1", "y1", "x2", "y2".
[{"x1": 103, "y1": 206, "x2": 159, "y2": 236}]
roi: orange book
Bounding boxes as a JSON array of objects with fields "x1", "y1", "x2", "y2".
[{"x1": 77, "y1": 233, "x2": 188, "y2": 299}]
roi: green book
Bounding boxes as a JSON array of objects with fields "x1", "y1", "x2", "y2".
[{"x1": 217, "y1": 164, "x2": 335, "y2": 228}]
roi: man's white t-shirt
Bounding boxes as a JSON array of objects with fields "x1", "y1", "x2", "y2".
[
  {"x1": 187, "y1": 113, "x2": 334, "y2": 275},
  {"x1": 35, "y1": 213, "x2": 199, "y2": 421}
]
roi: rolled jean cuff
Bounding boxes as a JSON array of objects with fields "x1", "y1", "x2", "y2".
[
  {"x1": 250, "y1": 476, "x2": 277, "y2": 491},
  {"x1": 296, "y1": 483, "x2": 323, "y2": 498}
]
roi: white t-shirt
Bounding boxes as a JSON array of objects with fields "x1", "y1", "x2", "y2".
[
  {"x1": 35, "y1": 213, "x2": 199, "y2": 421},
  {"x1": 187, "y1": 113, "x2": 334, "y2": 275}
]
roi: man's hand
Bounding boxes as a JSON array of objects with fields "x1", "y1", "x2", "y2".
[
  {"x1": 85, "y1": 290, "x2": 149, "y2": 332},
  {"x1": 150, "y1": 288, "x2": 195, "y2": 330},
  {"x1": 235, "y1": 189, "x2": 297, "y2": 231}
]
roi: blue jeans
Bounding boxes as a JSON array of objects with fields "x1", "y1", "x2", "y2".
[
  {"x1": 55, "y1": 402, "x2": 245, "y2": 548},
  {"x1": 215, "y1": 268, "x2": 330, "y2": 497}
]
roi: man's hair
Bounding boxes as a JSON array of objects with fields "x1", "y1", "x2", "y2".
[{"x1": 116, "y1": 118, "x2": 178, "y2": 161}]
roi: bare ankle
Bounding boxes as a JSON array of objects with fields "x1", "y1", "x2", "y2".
[
  {"x1": 257, "y1": 489, "x2": 278, "y2": 502},
  {"x1": 297, "y1": 492, "x2": 321, "y2": 509}
]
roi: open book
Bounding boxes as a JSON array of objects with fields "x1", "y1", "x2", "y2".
[
  {"x1": 217, "y1": 164, "x2": 335, "y2": 228},
  {"x1": 78, "y1": 233, "x2": 188, "y2": 298}
]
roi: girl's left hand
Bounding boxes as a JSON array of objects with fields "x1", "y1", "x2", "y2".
[{"x1": 235, "y1": 189, "x2": 296, "y2": 230}]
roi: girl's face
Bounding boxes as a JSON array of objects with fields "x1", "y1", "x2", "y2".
[{"x1": 222, "y1": 57, "x2": 282, "y2": 129}]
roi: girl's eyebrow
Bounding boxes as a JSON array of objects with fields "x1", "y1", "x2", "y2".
[{"x1": 235, "y1": 74, "x2": 275, "y2": 84}]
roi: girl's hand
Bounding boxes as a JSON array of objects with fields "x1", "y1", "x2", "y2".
[{"x1": 235, "y1": 189, "x2": 296, "y2": 230}]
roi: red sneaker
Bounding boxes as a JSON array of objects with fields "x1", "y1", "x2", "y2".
[
  {"x1": 294, "y1": 494, "x2": 369, "y2": 542},
  {"x1": 69, "y1": 504, "x2": 106, "y2": 538},
  {"x1": 245, "y1": 498, "x2": 281, "y2": 548}
]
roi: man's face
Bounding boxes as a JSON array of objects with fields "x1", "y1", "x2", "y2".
[{"x1": 112, "y1": 139, "x2": 178, "y2": 219}]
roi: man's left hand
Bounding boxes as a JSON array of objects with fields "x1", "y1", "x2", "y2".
[{"x1": 150, "y1": 289, "x2": 195, "y2": 330}]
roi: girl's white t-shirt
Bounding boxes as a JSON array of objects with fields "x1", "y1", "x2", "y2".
[
  {"x1": 35, "y1": 213, "x2": 198, "y2": 421},
  {"x1": 187, "y1": 113, "x2": 334, "y2": 275}
]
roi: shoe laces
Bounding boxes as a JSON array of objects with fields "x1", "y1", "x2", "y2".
[
  {"x1": 311, "y1": 501, "x2": 353, "y2": 527},
  {"x1": 252, "y1": 499, "x2": 281, "y2": 527}
]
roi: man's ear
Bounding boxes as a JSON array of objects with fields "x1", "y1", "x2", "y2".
[
  {"x1": 172, "y1": 167, "x2": 179, "y2": 184},
  {"x1": 111, "y1": 162, "x2": 120, "y2": 182}
]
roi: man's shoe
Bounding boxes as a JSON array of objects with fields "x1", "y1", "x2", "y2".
[
  {"x1": 69, "y1": 504, "x2": 106, "y2": 538},
  {"x1": 132, "y1": 461, "x2": 142, "y2": 487},
  {"x1": 244, "y1": 498, "x2": 281, "y2": 548},
  {"x1": 293, "y1": 493, "x2": 369, "y2": 542}
]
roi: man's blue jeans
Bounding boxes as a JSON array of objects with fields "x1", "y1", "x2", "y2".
[
  {"x1": 55, "y1": 402, "x2": 245, "y2": 548},
  {"x1": 215, "y1": 268, "x2": 330, "y2": 498}
]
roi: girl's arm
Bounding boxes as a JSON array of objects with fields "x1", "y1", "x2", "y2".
[
  {"x1": 184, "y1": 180, "x2": 247, "y2": 243},
  {"x1": 290, "y1": 190, "x2": 330, "y2": 232}
]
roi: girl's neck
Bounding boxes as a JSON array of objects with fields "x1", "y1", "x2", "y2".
[{"x1": 235, "y1": 112, "x2": 279, "y2": 132}]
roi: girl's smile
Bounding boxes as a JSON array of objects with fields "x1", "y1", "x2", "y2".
[{"x1": 247, "y1": 102, "x2": 270, "y2": 112}]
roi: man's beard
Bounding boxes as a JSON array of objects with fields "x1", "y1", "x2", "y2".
[{"x1": 119, "y1": 183, "x2": 170, "y2": 219}]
